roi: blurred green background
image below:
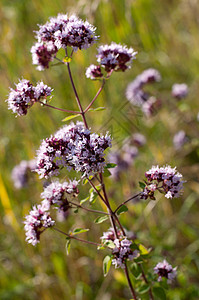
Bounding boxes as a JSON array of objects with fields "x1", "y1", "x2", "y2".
[{"x1": 1, "y1": 0, "x2": 199, "y2": 299}]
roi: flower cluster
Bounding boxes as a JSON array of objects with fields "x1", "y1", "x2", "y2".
[
  {"x1": 32, "y1": 13, "x2": 98, "y2": 70},
  {"x1": 36, "y1": 121, "x2": 112, "y2": 178},
  {"x1": 6, "y1": 79, "x2": 53, "y2": 116},
  {"x1": 126, "y1": 68, "x2": 161, "y2": 117},
  {"x1": 100, "y1": 227, "x2": 123, "y2": 243},
  {"x1": 11, "y1": 159, "x2": 36, "y2": 189},
  {"x1": 141, "y1": 165, "x2": 184, "y2": 200},
  {"x1": 112, "y1": 238, "x2": 138, "y2": 269},
  {"x1": 86, "y1": 43, "x2": 137, "y2": 79},
  {"x1": 172, "y1": 83, "x2": 188, "y2": 100},
  {"x1": 154, "y1": 260, "x2": 177, "y2": 283},
  {"x1": 173, "y1": 130, "x2": 188, "y2": 150},
  {"x1": 24, "y1": 201, "x2": 55, "y2": 246},
  {"x1": 41, "y1": 180, "x2": 79, "y2": 211}
]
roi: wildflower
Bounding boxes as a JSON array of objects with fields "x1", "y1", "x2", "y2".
[
  {"x1": 34, "y1": 13, "x2": 98, "y2": 53},
  {"x1": 173, "y1": 130, "x2": 188, "y2": 150},
  {"x1": 11, "y1": 159, "x2": 36, "y2": 189},
  {"x1": 97, "y1": 42, "x2": 137, "y2": 73},
  {"x1": 100, "y1": 227, "x2": 123, "y2": 242},
  {"x1": 40, "y1": 179, "x2": 79, "y2": 211},
  {"x1": 85, "y1": 64, "x2": 103, "y2": 80},
  {"x1": 6, "y1": 79, "x2": 53, "y2": 116},
  {"x1": 154, "y1": 259, "x2": 177, "y2": 283},
  {"x1": 36, "y1": 121, "x2": 112, "y2": 178},
  {"x1": 31, "y1": 41, "x2": 58, "y2": 71},
  {"x1": 172, "y1": 83, "x2": 188, "y2": 100},
  {"x1": 24, "y1": 201, "x2": 55, "y2": 246},
  {"x1": 112, "y1": 238, "x2": 138, "y2": 269},
  {"x1": 132, "y1": 133, "x2": 146, "y2": 147},
  {"x1": 141, "y1": 165, "x2": 184, "y2": 200}
]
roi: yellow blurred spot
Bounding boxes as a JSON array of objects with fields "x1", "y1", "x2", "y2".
[{"x1": 0, "y1": 173, "x2": 19, "y2": 229}]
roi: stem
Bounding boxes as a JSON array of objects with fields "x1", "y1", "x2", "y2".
[
  {"x1": 69, "y1": 201, "x2": 109, "y2": 215},
  {"x1": 84, "y1": 79, "x2": 106, "y2": 113},
  {"x1": 65, "y1": 50, "x2": 88, "y2": 128},
  {"x1": 38, "y1": 101, "x2": 80, "y2": 114},
  {"x1": 140, "y1": 265, "x2": 154, "y2": 300},
  {"x1": 124, "y1": 263, "x2": 138, "y2": 300},
  {"x1": 87, "y1": 178, "x2": 107, "y2": 205},
  {"x1": 114, "y1": 193, "x2": 141, "y2": 214},
  {"x1": 53, "y1": 227, "x2": 100, "y2": 246}
]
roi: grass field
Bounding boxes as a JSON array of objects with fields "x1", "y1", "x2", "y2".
[{"x1": 1, "y1": 0, "x2": 199, "y2": 299}]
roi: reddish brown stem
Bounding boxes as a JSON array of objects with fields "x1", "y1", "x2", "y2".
[
  {"x1": 84, "y1": 79, "x2": 105, "y2": 113},
  {"x1": 38, "y1": 101, "x2": 80, "y2": 114}
]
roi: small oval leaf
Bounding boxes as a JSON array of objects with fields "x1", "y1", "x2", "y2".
[{"x1": 94, "y1": 216, "x2": 109, "y2": 224}]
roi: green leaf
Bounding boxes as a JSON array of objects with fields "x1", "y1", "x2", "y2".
[
  {"x1": 116, "y1": 205, "x2": 128, "y2": 215},
  {"x1": 94, "y1": 216, "x2": 109, "y2": 224},
  {"x1": 103, "y1": 169, "x2": 112, "y2": 177},
  {"x1": 82, "y1": 175, "x2": 94, "y2": 185},
  {"x1": 104, "y1": 240, "x2": 116, "y2": 249},
  {"x1": 72, "y1": 228, "x2": 89, "y2": 235},
  {"x1": 80, "y1": 197, "x2": 89, "y2": 205},
  {"x1": 153, "y1": 287, "x2": 166, "y2": 300},
  {"x1": 137, "y1": 284, "x2": 150, "y2": 294},
  {"x1": 130, "y1": 263, "x2": 142, "y2": 279},
  {"x1": 103, "y1": 255, "x2": 112, "y2": 277},
  {"x1": 105, "y1": 163, "x2": 117, "y2": 168},
  {"x1": 62, "y1": 114, "x2": 80, "y2": 122},
  {"x1": 139, "y1": 244, "x2": 149, "y2": 255},
  {"x1": 74, "y1": 208, "x2": 79, "y2": 213},
  {"x1": 139, "y1": 181, "x2": 146, "y2": 189},
  {"x1": 89, "y1": 185, "x2": 101, "y2": 204},
  {"x1": 65, "y1": 239, "x2": 71, "y2": 255},
  {"x1": 88, "y1": 107, "x2": 106, "y2": 112}
]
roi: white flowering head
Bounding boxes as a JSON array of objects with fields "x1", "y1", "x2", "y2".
[
  {"x1": 31, "y1": 41, "x2": 58, "y2": 71},
  {"x1": 6, "y1": 79, "x2": 53, "y2": 116},
  {"x1": 11, "y1": 159, "x2": 36, "y2": 189},
  {"x1": 85, "y1": 64, "x2": 103, "y2": 80},
  {"x1": 35, "y1": 121, "x2": 112, "y2": 178},
  {"x1": 24, "y1": 201, "x2": 55, "y2": 246},
  {"x1": 172, "y1": 83, "x2": 188, "y2": 100},
  {"x1": 141, "y1": 165, "x2": 185, "y2": 200},
  {"x1": 154, "y1": 259, "x2": 177, "y2": 283},
  {"x1": 96, "y1": 42, "x2": 137, "y2": 73},
  {"x1": 173, "y1": 130, "x2": 187, "y2": 150},
  {"x1": 41, "y1": 179, "x2": 79, "y2": 211},
  {"x1": 112, "y1": 238, "x2": 138, "y2": 269}
]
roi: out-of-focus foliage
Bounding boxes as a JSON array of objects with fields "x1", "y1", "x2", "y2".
[{"x1": 1, "y1": 0, "x2": 199, "y2": 299}]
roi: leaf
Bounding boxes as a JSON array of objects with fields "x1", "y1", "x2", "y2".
[
  {"x1": 130, "y1": 263, "x2": 142, "y2": 279},
  {"x1": 105, "y1": 163, "x2": 117, "y2": 169},
  {"x1": 62, "y1": 114, "x2": 80, "y2": 122},
  {"x1": 82, "y1": 175, "x2": 94, "y2": 185},
  {"x1": 153, "y1": 287, "x2": 166, "y2": 300},
  {"x1": 104, "y1": 240, "x2": 116, "y2": 249},
  {"x1": 73, "y1": 208, "x2": 79, "y2": 213},
  {"x1": 80, "y1": 197, "x2": 89, "y2": 205},
  {"x1": 137, "y1": 284, "x2": 150, "y2": 294},
  {"x1": 72, "y1": 228, "x2": 89, "y2": 235},
  {"x1": 103, "y1": 255, "x2": 112, "y2": 277},
  {"x1": 139, "y1": 181, "x2": 146, "y2": 189},
  {"x1": 116, "y1": 205, "x2": 128, "y2": 215},
  {"x1": 89, "y1": 185, "x2": 101, "y2": 204},
  {"x1": 139, "y1": 244, "x2": 149, "y2": 255},
  {"x1": 103, "y1": 169, "x2": 112, "y2": 177},
  {"x1": 94, "y1": 216, "x2": 109, "y2": 224},
  {"x1": 65, "y1": 239, "x2": 71, "y2": 255},
  {"x1": 88, "y1": 107, "x2": 106, "y2": 112}
]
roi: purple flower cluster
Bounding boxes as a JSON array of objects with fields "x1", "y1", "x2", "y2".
[
  {"x1": 173, "y1": 130, "x2": 188, "y2": 150},
  {"x1": 24, "y1": 179, "x2": 78, "y2": 245},
  {"x1": 126, "y1": 68, "x2": 161, "y2": 117},
  {"x1": 41, "y1": 179, "x2": 79, "y2": 211},
  {"x1": 100, "y1": 227, "x2": 123, "y2": 242},
  {"x1": 6, "y1": 79, "x2": 53, "y2": 116},
  {"x1": 112, "y1": 238, "x2": 138, "y2": 269},
  {"x1": 11, "y1": 159, "x2": 36, "y2": 189},
  {"x1": 172, "y1": 83, "x2": 188, "y2": 100},
  {"x1": 36, "y1": 121, "x2": 112, "y2": 178},
  {"x1": 154, "y1": 259, "x2": 177, "y2": 283},
  {"x1": 24, "y1": 200, "x2": 55, "y2": 246},
  {"x1": 31, "y1": 14, "x2": 98, "y2": 70},
  {"x1": 141, "y1": 165, "x2": 184, "y2": 200},
  {"x1": 86, "y1": 43, "x2": 137, "y2": 79}
]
